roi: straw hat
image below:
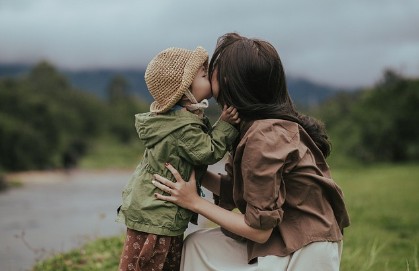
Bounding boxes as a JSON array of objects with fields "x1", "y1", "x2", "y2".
[{"x1": 145, "y1": 46, "x2": 208, "y2": 113}]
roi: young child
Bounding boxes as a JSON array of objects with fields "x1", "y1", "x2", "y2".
[{"x1": 116, "y1": 46, "x2": 240, "y2": 271}]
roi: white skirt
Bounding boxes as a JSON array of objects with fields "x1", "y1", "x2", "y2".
[{"x1": 180, "y1": 227, "x2": 342, "y2": 271}]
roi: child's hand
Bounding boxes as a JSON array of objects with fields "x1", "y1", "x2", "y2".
[{"x1": 220, "y1": 105, "x2": 240, "y2": 125}]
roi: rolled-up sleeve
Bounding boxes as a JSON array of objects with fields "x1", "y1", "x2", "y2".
[{"x1": 242, "y1": 125, "x2": 298, "y2": 230}]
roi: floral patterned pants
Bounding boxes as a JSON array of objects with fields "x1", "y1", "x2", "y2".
[{"x1": 119, "y1": 228, "x2": 183, "y2": 271}]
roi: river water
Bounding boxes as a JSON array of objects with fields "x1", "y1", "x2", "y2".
[{"x1": 0, "y1": 164, "x2": 222, "y2": 271}]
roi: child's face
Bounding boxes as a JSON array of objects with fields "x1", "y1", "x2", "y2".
[{"x1": 190, "y1": 65, "x2": 212, "y2": 102}]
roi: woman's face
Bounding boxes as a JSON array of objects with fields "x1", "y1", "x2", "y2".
[{"x1": 210, "y1": 68, "x2": 220, "y2": 99}]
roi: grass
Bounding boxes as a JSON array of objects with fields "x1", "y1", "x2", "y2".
[
  {"x1": 33, "y1": 235, "x2": 125, "y2": 271},
  {"x1": 33, "y1": 162, "x2": 419, "y2": 271},
  {"x1": 78, "y1": 136, "x2": 145, "y2": 170},
  {"x1": 336, "y1": 163, "x2": 419, "y2": 271},
  {"x1": 0, "y1": 174, "x2": 23, "y2": 191}
]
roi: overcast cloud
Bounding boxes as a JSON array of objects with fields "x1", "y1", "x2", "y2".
[{"x1": 1, "y1": 0, "x2": 418, "y2": 88}]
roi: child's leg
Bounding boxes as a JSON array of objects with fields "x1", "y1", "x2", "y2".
[
  {"x1": 118, "y1": 228, "x2": 183, "y2": 271},
  {"x1": 162, "y1": 234, "x2": 183, "y2": 271}
]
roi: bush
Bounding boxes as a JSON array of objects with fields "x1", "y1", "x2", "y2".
[{"x1": 314, "y1": 70, "x2": 419, "y2": 163}]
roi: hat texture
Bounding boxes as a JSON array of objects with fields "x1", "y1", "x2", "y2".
[{"x1": 145, "y1": 46, "x2": 208, "y2": 113}]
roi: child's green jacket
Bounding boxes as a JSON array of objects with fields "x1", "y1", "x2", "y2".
[{"x1": 116, "y1": 109, "x2": 238, "y2": 236}]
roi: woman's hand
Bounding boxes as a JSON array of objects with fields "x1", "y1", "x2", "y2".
[
  {"x1": 152, "y1": 163, "x2": 202, "y2": 211},
  {"x1": 153, "y1": 163, "x2": 273, "y2": 244}
]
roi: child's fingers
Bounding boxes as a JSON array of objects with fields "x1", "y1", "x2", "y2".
[
  {"x1": 231, "y1": 112, "x2": 239, "y2": 119},
  {"x1": 229, "y1": 111, "x2": 239, "y2": 120}
]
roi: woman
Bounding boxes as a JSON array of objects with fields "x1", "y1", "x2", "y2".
[{"x1": 152, "y1": 32, "x2": 350, "y2": 271}]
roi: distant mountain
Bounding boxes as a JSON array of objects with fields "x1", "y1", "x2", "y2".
[
  {"x1": 0, "y1": 64, "x2": 152, "y2": 101},
  {"x1": 64, "y1": 69, "x2": 152, "y2": 101},
  {"x1": 0, "y1": 64, "x2": 28, "y2": 76},
  {"x1": 0, "y1": 63, "x2": 347, "y2": 106},
  {"x1": 287, "y1": 77, "x2": 339, "y2": 107}
]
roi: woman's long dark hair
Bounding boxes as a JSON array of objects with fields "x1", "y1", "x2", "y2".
[{"x1": 209, "y1": 33, "x2": 331, "y2": 157}]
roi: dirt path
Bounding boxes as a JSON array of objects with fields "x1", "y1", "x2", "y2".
[{"x1": 0, "y1": 164, "x2": 223, "y2": 271}]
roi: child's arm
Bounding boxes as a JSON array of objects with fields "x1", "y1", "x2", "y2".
[{"x1": 177, "y1": 114, "x2": 239, "y2": 165}]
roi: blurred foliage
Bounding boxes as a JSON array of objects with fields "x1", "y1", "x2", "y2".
[
  {"x1": 313, "y1": 69, "x2": 419, "y2": 164},
  {"x1": 78, "y1": 135, "x2": 145, "y2": 170},
  {"x1": 105, "y1": 74, "x2": 149, "y2": 143},
  {"x1": 0, "y1": 62, "x2": 148, "y2": 171}
]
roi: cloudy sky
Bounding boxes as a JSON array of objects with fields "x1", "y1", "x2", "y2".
[{"x1": 1, "y1": 0, "x2": 418, "y2": 88}]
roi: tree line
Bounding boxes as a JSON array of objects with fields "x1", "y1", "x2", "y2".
[
  {"x1": 314, "y1": 70, "x2": 419, "y2": 163},
  {"x1": 0, "y1": 62, "x2": 148, "y2": 171},
  {"x1": 1, "y1": 63, "x2": 418, "y2": 172}
]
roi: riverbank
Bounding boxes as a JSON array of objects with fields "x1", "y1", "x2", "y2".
[{"x1": 0, "y1": 169, "x2": 132, "y2": 271}]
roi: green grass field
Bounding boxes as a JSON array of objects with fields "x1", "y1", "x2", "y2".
[
  {"x1": 78, "y1": 136, "x2": 145, "y2": 170},
  {"x1": 33, "y1": 163, "x2": 419, "y2": 271},
  {"x1": 336, "y1": 163, "x2": 419, "y2": 270}
]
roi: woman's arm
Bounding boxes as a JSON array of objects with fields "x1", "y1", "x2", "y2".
[{"x1": 152, "y1": 164, "x2": 273, "y2": 244}]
